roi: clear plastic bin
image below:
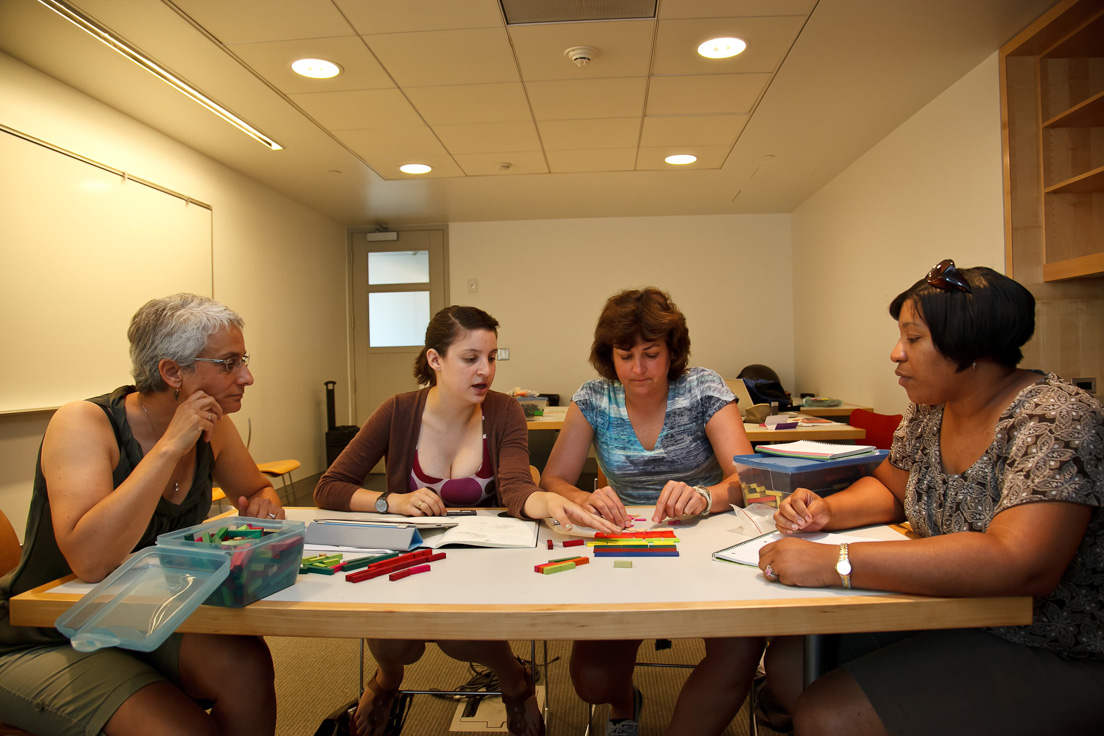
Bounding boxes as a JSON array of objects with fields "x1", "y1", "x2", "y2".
[
  {"x1": 55, "y1": 546, "x2": 230, "y2": 652},
  {"x1": 517, "y1": 396, "x2": 548, "y2": 418},
  {"x1": 735, "y1": 450, "x2": 888, "y2": 508},
  {"x1": 156, "y1": 518, "x2": 305, "y2": 607}
]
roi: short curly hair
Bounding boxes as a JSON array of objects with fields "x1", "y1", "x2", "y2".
[{"x1": 589, "y1": 287, "x2": 691, "y2": 382}]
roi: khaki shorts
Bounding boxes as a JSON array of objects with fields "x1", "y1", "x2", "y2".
[
  {"x1": 0, "y1": 634, "x2": 183, "y2": 736},
  {"x1": 840, "y1": 629, "x2": 1104, "y2": 736}
]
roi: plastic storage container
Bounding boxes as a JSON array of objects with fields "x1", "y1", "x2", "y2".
[
  {"x1": 156, "y1": 518, "x2": 305, "y2": 607},
  {"x1": 517, "y1": 395, "x2": 548, "y2": 419},
  {"x1": 735, "y1": 450, "x2": 888, "y2": 508},
  {"x1": 55, "y1": 546, "x2": 231, "y2": 652}
]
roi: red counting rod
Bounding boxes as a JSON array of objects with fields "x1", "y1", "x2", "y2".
[{"x1": 390, "y1": 564, "x2": 431, "y2": 581}]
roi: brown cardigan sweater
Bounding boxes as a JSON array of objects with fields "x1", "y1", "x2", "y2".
[{"x1": 313, "y1": 388, "x2": 539, "y2": 519}]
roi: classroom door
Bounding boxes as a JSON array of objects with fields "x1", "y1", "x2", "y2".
[{"x1": 351, "y1": 229, "x2": 447, "y2": 427}]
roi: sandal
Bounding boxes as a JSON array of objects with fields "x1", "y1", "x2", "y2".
[
  {"x1": 501, "y1": 664, "x2": 545, "y2": 736},
  {"x1": 353, "y1": 672, "x2": 399, "y2": 736}
]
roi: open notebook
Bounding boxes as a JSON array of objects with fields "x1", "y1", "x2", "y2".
[{"x1": 713, "y1": 530, "x2": 884, "y2": 566}]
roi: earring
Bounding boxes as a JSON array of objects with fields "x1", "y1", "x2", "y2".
[
  {"x1": 173, "y1": 386, "x2": 180, "y2": 401},
  {"x1": 971, "y1": 362, "x2": 977, "y2": 371}
]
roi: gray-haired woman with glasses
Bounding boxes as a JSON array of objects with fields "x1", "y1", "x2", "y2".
[{"x1": 0, "y1": 293, "x2": 282, "y2": 735}]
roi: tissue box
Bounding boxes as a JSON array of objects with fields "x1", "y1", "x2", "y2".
[
  {"x1": 735, "y1": 451, "x2": 888, "y2": 508},
  {"x1": 517, "y1": 395, "x2": 548, "y2": 418},
  {"x1": 156, "y1": 518, "x2": 305, "y2": 607}
]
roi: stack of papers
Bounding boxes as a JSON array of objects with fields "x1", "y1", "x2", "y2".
[{"x1": 756, "y1": 440, "x2": 877, "y2": 461}]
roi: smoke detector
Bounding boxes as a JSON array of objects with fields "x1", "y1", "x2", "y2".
[{"x1": 564, "y1": 46, "x2": 598, "y2": 68}]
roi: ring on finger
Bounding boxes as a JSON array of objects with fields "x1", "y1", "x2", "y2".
[
  {"x1": 764, "y1": 564, "x2": 776, "y2": 579},
  {"x1": 267, "y1": 513, "x2": 276, "y2": 519}
]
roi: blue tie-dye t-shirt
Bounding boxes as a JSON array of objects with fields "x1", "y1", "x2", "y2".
[{"x1": 572, "y1": 367, "x2": 735, "y2": 505}]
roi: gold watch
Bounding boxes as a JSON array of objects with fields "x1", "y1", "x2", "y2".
[{"x1": 835, "y1": 543, "x2": 852, "y2": 588}]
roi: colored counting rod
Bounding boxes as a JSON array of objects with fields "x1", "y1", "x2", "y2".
[
  {"x1": 593, "y1": 549, "x2": 679, "y2": 557},
  {"x1": 534, "y1": 556, "x2": 589, "y2": 573},
  {"x1": 389, "y1": 564, "x2": 431, "y2": 581},
  {"x1": 346, "y1": 551, "x2": 445, "y2": 583}
]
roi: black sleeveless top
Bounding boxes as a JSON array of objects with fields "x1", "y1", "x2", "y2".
[{"x1": 0, "y1": 386, "x2": 213, "y2": 653}]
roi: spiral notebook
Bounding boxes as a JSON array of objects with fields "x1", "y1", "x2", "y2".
[{"x1": 712, "y1": 530, "x2": 878, "y2": 566}]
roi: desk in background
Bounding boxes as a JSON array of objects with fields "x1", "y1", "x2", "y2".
[
  {"x1": 12, "y1": 507, "x2": 1028, "y2": 645},
  {"x1": 798, "y1": 403, "x2": 872, "y2": 418},
  {"x1": 526, "y1": 405, "x2": 567, "y2": 431}
]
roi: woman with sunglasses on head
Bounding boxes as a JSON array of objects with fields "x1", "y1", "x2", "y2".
[
  {"x1": 315, "y1": 305, "x2": 616, "y2": 736},
  {"x1": 540, "y1": 287, "x2": 762, "y2": 736},
  {"x1": 0, "y1": 293, "x2": 283, "y2": 736},
  {"x1": 759, "y1": 261, "x2": 1104, "y2": 736}
]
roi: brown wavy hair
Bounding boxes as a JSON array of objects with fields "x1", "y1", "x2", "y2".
[
  {"x1": 413, "y1": 306, "x2": 499, "y2": 386},
  {"x1": 589, "y1": 287, "x2": 690, "y2": 382}
]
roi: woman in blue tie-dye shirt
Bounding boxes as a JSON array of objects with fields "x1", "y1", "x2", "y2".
[{"x1": 541, "y1": 287, "x2": 763, "y2": 736}]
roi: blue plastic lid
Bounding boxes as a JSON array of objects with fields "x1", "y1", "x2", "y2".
[
  {"x1": 733, "y1": 450, "x2": 888, "y2": 471},
  {"x1": 55, "y1": 546, "x2": 230, "y2": 653}
]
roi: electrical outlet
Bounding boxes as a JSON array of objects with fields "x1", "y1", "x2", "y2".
[
  {"x1": 496, "y1": 348, "x2": 510, "y2": 361},
  {"x1": 1073, "y1": 377, "x2": 1096, "y2": 394},
  {"x1": 467, "y1": 278, "x2": 478, "y2": 293}
]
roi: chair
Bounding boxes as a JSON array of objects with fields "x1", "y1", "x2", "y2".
[
  {"x1": 257, "y1": 459, "x2": 301, "y2": 504},
  {"x1": 0, "y1": 510, "x2": 32, "y2": 736},
  {"x1": 848, "y1": 409, "x2": 903, "y2": 450}
]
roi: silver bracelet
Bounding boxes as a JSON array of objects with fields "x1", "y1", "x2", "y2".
[{"x1": 693, "y1": 486, "x2": 712, "y2": 516}]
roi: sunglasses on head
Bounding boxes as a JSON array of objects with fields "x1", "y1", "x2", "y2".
[{"x1": 926, "y1": 259, "x2": 972, "y2": 294}]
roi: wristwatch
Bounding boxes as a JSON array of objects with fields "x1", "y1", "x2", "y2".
[
  {"x1": 835, "y1": 543, "x2": 852, "y2": 588},
  {"x1": 693, "y1": 486, "x2": 712, "y2": 516},
  {"x1": 375, "y1": 491, "x2": 393, "y2": 514}
]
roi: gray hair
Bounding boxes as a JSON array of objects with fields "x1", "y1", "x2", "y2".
[{"x1": 129, "y1": 293, "x2": 245, "y2": 393}]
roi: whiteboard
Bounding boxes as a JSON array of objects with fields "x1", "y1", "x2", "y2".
[{"x1": 0, "y1": 130, "x2": 212, "y2": 412}]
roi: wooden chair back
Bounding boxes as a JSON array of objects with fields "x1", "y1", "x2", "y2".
[{"x1": 0, "y1": 508, "x2": 21, "y2": 576}]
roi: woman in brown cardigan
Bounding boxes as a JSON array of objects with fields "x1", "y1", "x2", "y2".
[{"x1": 315, "y1": 305, "x2": 615, "y2": 736}]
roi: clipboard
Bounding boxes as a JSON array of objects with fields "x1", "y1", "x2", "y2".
[
  {"x1": 304, "y1": 519, "x2": 454, "y2": 551},
  {"x1": 712, "y1": 530, "x2": 878, "y2": 567}
]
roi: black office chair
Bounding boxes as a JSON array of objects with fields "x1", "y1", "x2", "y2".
[{"x1": 737, "y1": 364, "x2": 782, "y2": 385}]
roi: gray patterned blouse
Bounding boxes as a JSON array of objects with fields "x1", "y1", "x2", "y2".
[{"x1": 889, "y1": 374, "x2": 1104, "y2": 659}]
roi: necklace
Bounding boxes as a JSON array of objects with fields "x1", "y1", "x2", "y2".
[{"x1": 138, "y1": 393, "x2": 183, "y2": 497}]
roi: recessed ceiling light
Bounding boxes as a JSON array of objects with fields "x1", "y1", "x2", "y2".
[
  {"x1": 698, "y1": 37, "x2": 747, "y2": 59},
  {"x1": 400, "y1": 164, "x2": 432, "y2": 174},
  {"x1": 665, "y1": 154, "x2": 697, "y2": 165},
  {"x1": 291, "y1": 58, "x2": 342, "y2": 79}
]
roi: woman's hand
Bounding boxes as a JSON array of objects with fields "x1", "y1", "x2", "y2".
[
  {"x1": 653, "y1": 480, "x2": 708, "y2": 522},
  {"x1": 390, "y1": 489, "x2": 447, "y2": 517},
  {"x1": 237, "y1": 494, "x2": 285, "y2": 520},
  {"x1": 775, "y1": 488, "x2": 832, "y2": 534},
  {"x1": 164, "y1": 390, "x2": 224, "y2": 449},
  {"x1": 582, "y1": 486, "x2": 631, "y2": 529},
  {"x1": 539, "y1": 493, "x2": 620, "y2": 534},
  {"x1": 758, "y1": 537, "x2": 839, "y2": 587}
]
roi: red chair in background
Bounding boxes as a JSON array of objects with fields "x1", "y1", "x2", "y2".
[{"x1": 848, "y1": 409, "x2": 903, "y2": 450}]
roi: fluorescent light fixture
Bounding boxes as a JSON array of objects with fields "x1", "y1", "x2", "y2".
[
  {"x1": 291, "y1": 58, "x2": 342, "y2": 79},
  {"x1": 698, "y1": 37, "x2": 747, "y2": 59},
  {"x1": 665, "y1": 154, "x2": 697, "y2": 165},
  {"x1": 399, "y1": 164, "x2": 432, "y2": 174},
  {"x1": 35, "y1": 0, "x2": 283, "y2": 151}
]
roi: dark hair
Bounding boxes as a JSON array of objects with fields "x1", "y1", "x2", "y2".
[
  {"x1": 889, "y1": 265, "x2": 1035, "y2": 371},
  {"x1": 413, "y1": 305, "x2": 500, "y2": 386},
  {"x1": 589, "y1": 287, "x2": 691, "y2": 381}
]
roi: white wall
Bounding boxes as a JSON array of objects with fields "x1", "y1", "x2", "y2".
[
  {"x1": 791, "y1": 53, "x2": 1007, "y2": 416},
  {"x1": 0, "y1": 53, "x2": 348, "y2": 540},
  {"x1": 449, "y1": 215, "x2": 792, "y2": 403}
]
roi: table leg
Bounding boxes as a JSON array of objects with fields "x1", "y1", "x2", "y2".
[{"x1": 803, "y1": 634, "x2": 825, "y2": 687}]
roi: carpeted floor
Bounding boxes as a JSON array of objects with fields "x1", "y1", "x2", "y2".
[{"x1": 269, "y1": 636, "x2": 789, "y2": 736}]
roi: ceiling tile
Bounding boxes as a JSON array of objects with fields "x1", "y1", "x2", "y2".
[
  {"x1": 527, "y1": 78, "x2": 648, "y2": 120},
  {"x1": 537, "y1": 118, "x2": 641, "y2": 150},
  {"x1": 364, "y1": 28, "x2": 519, "y2": 87},
  {"x1": 646, "y1": 73, "x2": 770, "y2": 115},
  {"x1": 453, "y1": 152, "x2": 549, "y2": 176},
  {"x1": 653, "y1": 17, "x2": 805, "y2": 75},
  {"x1": 172, "y1": 0, "x2": 352, "y2": 43},
  {"x1": 658, "y1": 0, "x2": 817, "y2": 18},
  {"x1": 229, "y1": 37, "x2": 395, "y2": 94},
  {"x1": 508, "y1": 20, "x2": 655, "y2": 82},
  {"x1": 404, "y1": 83, "x2": 532, "y2": 125},
  {"x1": 432, "y1": 121, "x2": 541, "y2": 154},
  {"x1": 359, "y1": 151, "x2": 465, "y2": 179},
  {"x1": 337, "y1": 126, "x2": 447, "y2": 160},
  {"x1": 337, "y1": 0, "x2": 503, "y2": 33},
  {"x1": 289, "y1": 88, "x2": 424, "y2": 130},
  {"x1": 635, "y1": 145, "x2": 730, "y2": 170},
  {"x1": 639, "y1": 114, "x2": 747, "y2": 147},
  {"x1": 546, "y1": 149, "x2": 638, "y2": 173}
]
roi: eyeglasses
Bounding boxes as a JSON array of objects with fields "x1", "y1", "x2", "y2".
[
  {"x1": 926, "y1": 259, "x2": 972, "y2": 294},
  {"x1": 194, "y1": 354, "x2": 250, "y2": 373}
]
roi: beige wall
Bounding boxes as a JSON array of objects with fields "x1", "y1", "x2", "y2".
[
  {"x1": 448, "y1": 215, "x2": 793, "y2": 403},
  {"x1": 791, "y1": 54, "x2": 1007, "y2": 416},
  {"x1": 0, "y1": 53, "x2": 348, "y2": 540}
]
